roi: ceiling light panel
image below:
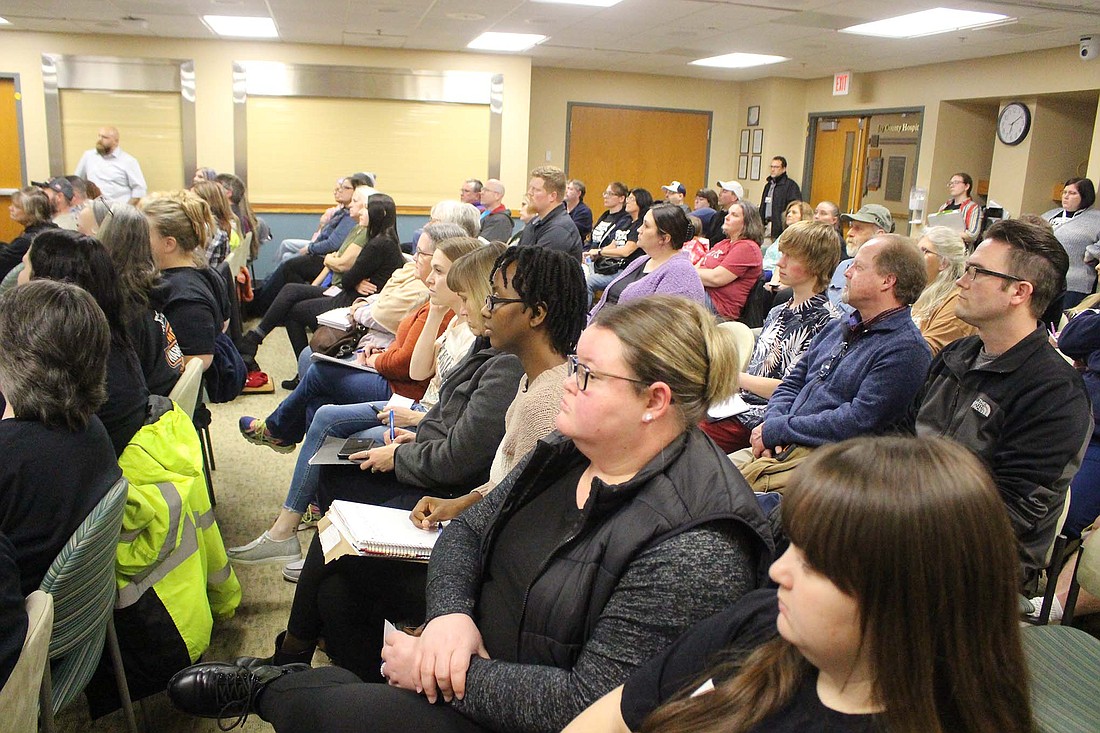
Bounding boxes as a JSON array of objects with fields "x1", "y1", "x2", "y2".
[
  {"x1": 202, "y1": 14, "x2": 278, "y2": 38},
  {"x1": 467, "y1": 31, "x2": 547, "y2": 52},
  {"x1": 691, "y1": 52, "x2": 788, "y2": 68},
  {"x1": 840, "y1": 8, "x2": 1013, "y2": 39}
]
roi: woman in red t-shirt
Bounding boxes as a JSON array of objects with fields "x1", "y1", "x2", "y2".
[{"x1": 695, "y1": 200, "x2": 764, "y2": 319}]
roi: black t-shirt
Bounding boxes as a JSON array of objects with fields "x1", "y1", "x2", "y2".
[
  {"x1": 98, "y1": 342, "x2": 150, "y2": 456},
  {"x1": 476, "y1": 463, "x2": 586, "y2": 661},
  {"x1": 0, "y1": 416, "x2": 121, "y2": 596},
  {"x1": 127, "y1": 308, "x2": 184, "y2": 397},
  {"x1": 155, "y1": 267, "x2": 228, "y2": 357},
  {"x1": 621, "y1": 587, "x2": 878, "y2": 732},
  {"x1": 343, "y1": 234, "x2": 406, "y2": 297},
  {"x1": 591, "y1": 210, "x2": 632, "y2": 249},
  {"x1": 603, "y1": 264, "x2": 649, "y2": 306},
  {"x1": 0, "y1": 532, "x2": 26, "y2": 691}
]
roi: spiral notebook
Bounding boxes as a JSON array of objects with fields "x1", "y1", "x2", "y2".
[{"x1": 319, "y1": 500, "x2": 440, "y2": 562}]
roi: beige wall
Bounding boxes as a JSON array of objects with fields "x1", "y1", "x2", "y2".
[
  {"x1": 3, "y1": 32, "x2": 1099, "y2": 216},
  {"x1": 526, "y1": 67, "x2": 741, "y2": 195},
  {"x1": 0, "y1": 31, "x2": 532, "y2": 205},
  {"x1": 802, "y1": 45, "x2": 1100, "y2": 217}
]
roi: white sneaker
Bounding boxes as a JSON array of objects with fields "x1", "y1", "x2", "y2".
[
  {"x1": 283, "y1": 558, "x2": 305, "y2": 583},
  {"x1": 1026, "y1": 595, "x2": 1064, "y2": 623},
  {"x1": 227, "y1": 532, "x2": 302, "y2": 565}
]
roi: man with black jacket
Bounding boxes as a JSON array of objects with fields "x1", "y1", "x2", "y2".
[
  {"x1": 518, "y1": 165, "x2": 583, "y2": 262},
  {"x1": 915, "y1": 219, "x2": 1091, "y2": 594},
  {"x1": 759, "y1": 156, "x2": 802, "y2": 240}
]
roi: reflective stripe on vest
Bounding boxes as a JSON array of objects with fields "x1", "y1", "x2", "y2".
[{"x1": 116, "y1": 481, "x2": 195, "y2": 609}]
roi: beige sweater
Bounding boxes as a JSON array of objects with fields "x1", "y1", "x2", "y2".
[{"x1": 474, "y1": 361, "x2": 569, "y2": 496}]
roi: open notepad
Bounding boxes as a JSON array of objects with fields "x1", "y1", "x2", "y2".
[{"x1": 320, "y1": 500, "x2": 440, "y2": 561}]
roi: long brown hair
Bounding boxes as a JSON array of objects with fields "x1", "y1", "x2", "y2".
[{"x1": 642, "y1": 436, "x2": 1032, "y2": 733}]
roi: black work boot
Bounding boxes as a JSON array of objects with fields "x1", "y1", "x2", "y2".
[{"x1": 167, "y1": 661, "x2": 310, "y2": 727}]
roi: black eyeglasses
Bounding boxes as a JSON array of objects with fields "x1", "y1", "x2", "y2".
[
  {"x1": 484, "y1": 293, "x2": 525, "y2": 312},
  {"x1": 960, "y1": 263, "x2": 1024, "y2": 284},
  {"x1": 567, "y1": 355, "x2": 650, "y2": 392}
]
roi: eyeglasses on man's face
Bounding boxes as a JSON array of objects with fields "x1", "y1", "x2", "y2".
[
  {"x1": 566, "y1": 355, "x2": 649, "y2": 392},
  {"x1": 960, "y1": 262, "x2": 1024, "y2": 284}
]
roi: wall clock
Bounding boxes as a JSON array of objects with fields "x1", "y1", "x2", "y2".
[{"x1": 997, "y1": 102, "x2": 1031, "y2": 146}]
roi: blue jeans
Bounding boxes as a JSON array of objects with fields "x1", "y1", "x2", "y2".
[
  {"x1": 1066, "y1": 438, "x2": 1100, "y2": 539},
  {"x1": 586, "y1": 270, "x2": 619, "y2": 307},
  {"x1": 282, "y1": 400, "x2": 427, "y2": 514},
  {"x1": 279, "y1": 238, "x2": 310, "y2": 262},
  {"x1": 265, "y1": 361, "x2": 393, "y2": 443}
]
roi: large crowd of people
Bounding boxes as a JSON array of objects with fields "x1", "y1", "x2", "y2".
[{"x1": 3, "y1": 142, "x2": 1100, "y2": 733}]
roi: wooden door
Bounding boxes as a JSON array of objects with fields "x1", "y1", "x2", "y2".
[
  {"x1": 566, "y1": 104, "x2": 711, "y2": 200},
  {"x1": 809, "y1": 116, "x2": 867, "y2": 215},
  {"x1": 0, "y1": 77, "x2": 23, "y2": 243}
]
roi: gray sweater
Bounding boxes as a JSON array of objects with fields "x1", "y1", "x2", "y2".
[
  {"x1": 424, "y1": 451, "x2": 759, "y2": 732},
  {"x1": 1046, "y1": 206, "x2": 1100, "y2": 294}
]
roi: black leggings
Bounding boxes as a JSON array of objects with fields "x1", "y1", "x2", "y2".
[
  {"x1": 284, "y1": 466, "x2": 430, "y2": 680},
  {"x1": 259, "y1": 666, "x2": 489, "y2": 733},
  {"x1": 259, "y1": 286, "x2": 354, "y2": 358},
  {"x1": 286, "y1": 533, "x2": 427, "y2": 681}
]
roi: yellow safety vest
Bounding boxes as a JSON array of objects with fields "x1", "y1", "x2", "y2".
[{"x1": 115, "y1": 397, "x2": 241, "y2": 662}]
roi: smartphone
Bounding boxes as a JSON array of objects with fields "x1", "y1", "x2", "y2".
[{"x1": 338, "y1": 437, "x2": 377, "y2": 460}]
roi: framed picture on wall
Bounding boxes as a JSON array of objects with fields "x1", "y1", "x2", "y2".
[
  {"x1": 751, "y1": 129, "x2": 764, "y2": 155},
  {"x1": 747, "y1": 106, "x2": 760, "y2": 126},
  {"x1": 750, "y1": 155, "x2": 762, "y2": 181},
  {"x1": 738, "y1": 155, "x2": 749, "y2": 180},
  {"x1": 740, "y1": 129, "x2": 750, "y2": 154}
]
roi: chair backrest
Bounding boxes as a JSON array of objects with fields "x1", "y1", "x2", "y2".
[
  {"x1": 169, "y1": 358, "x2": 204, "y2": 420},
  {"x1": 718, "y1": 320, "x2": 755, "y2": 371},
  {"x1": 736, "y1": 275, "x2": 773, "y2": 329},
  {"x1": 37, "y1": 477, "x2": 128, "y2": 714},
  {"x1": 0, "y1": 591, "x2": 54, "y2": 733},
  {"x1": 1023, "y1": 625, "x2": 1100, "y2": 733}
]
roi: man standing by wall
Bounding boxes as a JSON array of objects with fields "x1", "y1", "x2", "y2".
[
  {"x1": 74, "y1": 126, "x2": 146, "y2": 205},
  {"x1": 760, "y1": 156, "x2": 802, "y2": 241}
]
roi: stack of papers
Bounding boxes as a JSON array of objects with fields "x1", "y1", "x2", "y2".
[
  {"x1": 321, "y1": 500, "x2": 440, "y2": 561},
  {"x1": 317, "y1": 307, "x2": 352, "y2": 330}
]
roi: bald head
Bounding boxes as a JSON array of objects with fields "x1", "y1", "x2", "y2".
[
  {"x1": 481, "y1": 178, "x2": 505, "y2": 209},
  {"x1": 95, "y1": 127, "x2": 120, "y2": 155}
]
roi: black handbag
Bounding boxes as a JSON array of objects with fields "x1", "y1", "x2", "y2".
[{"x1": 592, "y1": 255, "x2": 628, "y2": 276}]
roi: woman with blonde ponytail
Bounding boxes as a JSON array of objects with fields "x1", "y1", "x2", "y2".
[
  {"x1": 166, "y1": 295, "x2": 773, "y2": 733},
  {"x1": 565, "y1": 436, "x2": 1032, "y2": 733},
  {"x1": 143, "y1": 190, "x2": 230, "y2": 371}
]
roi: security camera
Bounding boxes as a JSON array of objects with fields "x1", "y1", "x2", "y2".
[{"x1": 1082, "y1": 36, "x2": 1099, "y2": 61}]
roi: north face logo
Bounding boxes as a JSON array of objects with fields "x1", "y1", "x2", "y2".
[{"x1": 971, "y1": 397, "x2": 991, "y2": 417}]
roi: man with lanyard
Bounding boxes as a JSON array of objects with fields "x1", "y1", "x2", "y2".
[{"x1": 759, "y1": 156, "x2": 802, "y2": 241}]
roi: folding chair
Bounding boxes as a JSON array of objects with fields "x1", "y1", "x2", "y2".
[
  {"x1": 717, "y1": 321, "x2": 756, "y2": 371},
  {"x1": 1023, "y1": 625, "x2": 1100, "y2": 733},
  {"x1": 38, "y1": 477, "x2": 138, "y2": 733},
  {"x1": 0, "y1": 591, "x2": 54, "y2": 733}
]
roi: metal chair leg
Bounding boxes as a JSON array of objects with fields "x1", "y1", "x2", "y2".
[{"x1": 105, "y1": 616, "x2": 140, "y2": 733}]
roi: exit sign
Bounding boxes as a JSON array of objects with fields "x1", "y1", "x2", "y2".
[{"x1": 833, "y1": 71, "x2": 851, "y2": 96}]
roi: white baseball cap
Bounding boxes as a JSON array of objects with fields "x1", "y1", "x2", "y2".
[{"x1": 715, "y1": 180, "x2": 745, "y2": 200}]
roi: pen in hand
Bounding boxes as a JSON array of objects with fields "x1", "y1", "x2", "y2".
[{"x1": 388, "y1": 409, "x2": 396, "y2": 442}]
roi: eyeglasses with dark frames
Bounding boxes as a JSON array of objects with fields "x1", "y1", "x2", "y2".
[
  {"x1": 567, "y1": 355, "x2": 650, "y2": 392},
  {"x1": 484, "y1": 293, "x2": 525, "y2": 312},
  {"x1": 960, "y1": 263, "x2": 1025, "y2": 284}
]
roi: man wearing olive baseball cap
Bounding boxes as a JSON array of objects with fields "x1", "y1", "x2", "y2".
[{"x1": 827, "y1": 204, "x2": 895, "y2": 312}]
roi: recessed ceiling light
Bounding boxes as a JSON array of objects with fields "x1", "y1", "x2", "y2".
[
  {"x1": 467, "y1": 32, "x2": 547, "y2": 52},
  {"x1": 531, "y1": 0, "x2": 623, "y2": 7},
  {"x1": 691, "y1": 52, "x2": 788, "y2": 69},
  {"x1": 202, "y1": 15, "x2": 278, "y2": 39},
  {"x1": 840, "y1": 8, "x2": 1013, "y2": 39},
  {"x1": 0, "y1": 16, "x2": 10, "y2": 25}
]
